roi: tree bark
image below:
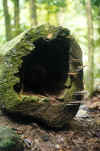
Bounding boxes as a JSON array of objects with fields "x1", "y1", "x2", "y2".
[
  {"x1": 3, "y1": 0, "x2": 12, "y2": 41},
  {"x1": 86, "y1": 0, "x2": 94, "y2": 97},
  {"x1": 14, "y1": 0, "x2": 20, "y2": 36},
  {"x1": 29, "y1": 0, "x2": 37, "y2": 26},
  {"x1": 45, "y1": 5, "x2": 50, "y2": 24}
]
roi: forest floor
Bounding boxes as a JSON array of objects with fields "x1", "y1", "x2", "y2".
[{"x1": 0, "y1": 94, "x2": 100, "y2": 151}]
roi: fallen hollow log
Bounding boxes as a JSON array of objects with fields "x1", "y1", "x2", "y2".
[{"x1": 0, "y1": 25, "x2": 83, "y2": 129}]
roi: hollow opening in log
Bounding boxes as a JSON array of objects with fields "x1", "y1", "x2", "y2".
[{"x1": 14, "y1": 36, "x2": 70, "y2": 95}]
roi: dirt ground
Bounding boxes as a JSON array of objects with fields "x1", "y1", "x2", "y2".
[{"x1": 0, "y1": 96, "x2": 100, "y2": 151}]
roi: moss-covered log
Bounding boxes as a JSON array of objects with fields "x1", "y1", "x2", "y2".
[{"x1": 0, "y1": 25, "x2": 83, "y2": 129}]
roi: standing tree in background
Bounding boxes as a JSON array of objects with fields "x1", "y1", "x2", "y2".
[
  {"x1": 45, "y1": 4, "x2": 50, "y2": 24},
  {"x1": 86, "y1": 0, "x2": 94, "y2": 97},
  {"x1": 29, "y1": 0, "x2": 38, "y2": 26},
  {"x1": 37, "y1": 0, "x2": 66, "y2": 25},
  {"x1": 3, "y1": 0, "x2": 12, "y2": 41},
  {"x1": 13, "y1": 0, "x2": 20, "y2": 36}
]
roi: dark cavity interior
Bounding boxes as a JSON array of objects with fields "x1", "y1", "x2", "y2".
[{"x1": 14, "y1": 37, "x2": 70, "y2": 94}]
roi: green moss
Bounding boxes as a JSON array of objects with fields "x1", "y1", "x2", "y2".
[
  {"x1": 19, "y1": 94, "x2": 49, "y2": 103},
  {"x1": 0, "y1": 126, "x2": 23, "y2": 151},
  {"x1": 0, "y1": 25, "x2": 83, "y2": 111}
]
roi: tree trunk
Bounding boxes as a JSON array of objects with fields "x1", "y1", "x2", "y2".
[
  {"x1": 55, "y1": 13, "x2": 59, "y2": 26},
  {"x1": 45, "y1": 5, "x2": 50, "y2": 24},
  {"x1": 14, "y1": 0, "x2": 20, "y2": 36},
  {"x1": 3, "y1": 0, "x2": 12, "y2": 41},
  {"x1": 86, "y1": 0, "x2": 94, "y2": 97},
  {"x1": 29, "y1": 0, "x2": 37, "y2": 26}
]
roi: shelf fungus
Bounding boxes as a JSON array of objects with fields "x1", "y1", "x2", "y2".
[{"x1": 0, "y1": 25, "x2": 83, "y2": 129}]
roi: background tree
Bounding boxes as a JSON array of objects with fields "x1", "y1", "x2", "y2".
[
  {"x1": 37, "y1": 0, "x2": 66, "y2": 25},
  {"x1": 91, "y1": 0, "x2": 100, "y2": 82},
  {"x1": 2, "y1": 0, "x2": 12, "y2": 41},
  {"x1": 86, "y1": 0, "x2": 94, "y2": 97},
  {"x1": 29, "y1": 0, "x2": 38, "y2": 26},
  {"x1": 13, "y1": 0, "x2": 20, "y2": 36}
]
